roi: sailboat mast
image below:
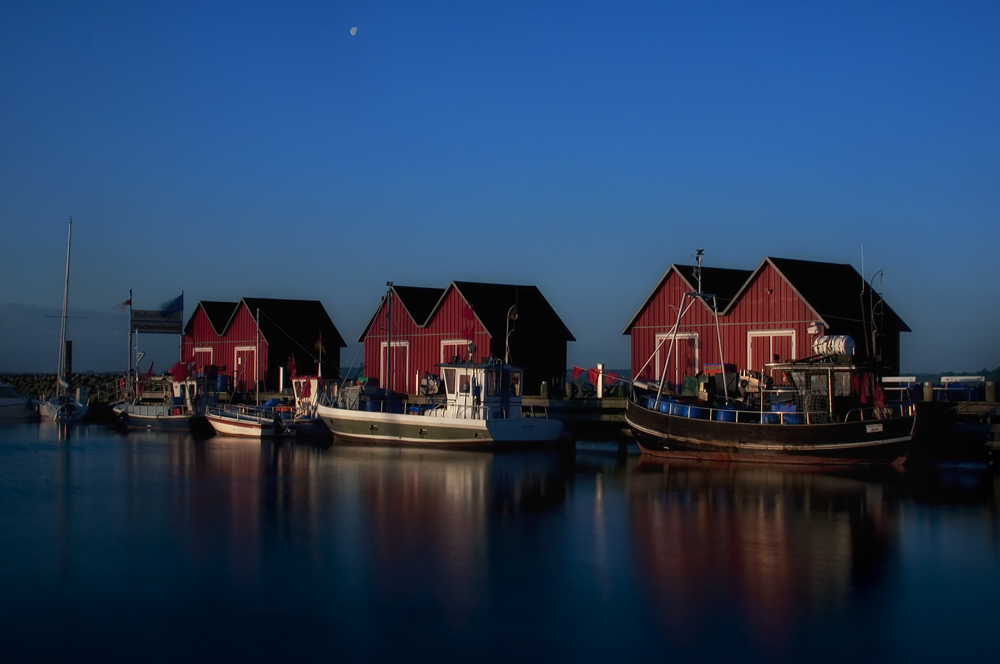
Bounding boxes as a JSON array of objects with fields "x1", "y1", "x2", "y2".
[
  {"x1": 256, "y1": 308, "x2": 260, "y2": 406},
  {"x1": 56, "y1": 218, "x2": 72, "y2": 394},
  {"x1": 127, "y1": 289, "x2": 132, "y2": 371}
]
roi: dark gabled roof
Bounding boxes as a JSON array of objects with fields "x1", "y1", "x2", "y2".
[
  {"x1": 357, "y1": 282, "x2": 575, "y2": 343},
  {"x1": 624, "y1": 257, "x2": 911, "y2": 335},
  {"x1": 185, "y1": 301, "x2": 239, "y2": 335},
  {"x1": 673, "y1": 265, "x2": 755, "y2": 309},
  {"x1": 763, "y1": 257, "x2": 910, "y2": 332},
  {"x1": 393, "y1": 285, "x2": 446, "y2": 326},
  {"x1": 241, "y1": 298, "x2": 347, "y2": 354},
  {"x1": 356, "y1": 285, "x2": 446, "y2": 341},
  {"x1": 451, "y1": 281, "x2": 575, "y2": 342},
  {"x1": 623, "y1": 265, "x2": 753, "y2": 334}
]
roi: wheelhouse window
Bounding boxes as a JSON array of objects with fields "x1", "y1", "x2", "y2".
[
  {"x1": 510, "y1": 371, "x2": 521, "y2": 397},
  {"x1": 487, "y1": 370, "x2": 500, "y2": 397},
  {"x1": 459, "y1": 373, "x2": 471, "y2": 394},
  {"x1": 443, "y1": 369, "x2": 456, "y2": 395}
]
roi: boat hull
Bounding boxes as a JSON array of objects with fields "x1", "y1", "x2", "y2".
[
  {"x1": 39, "y1": 398, "x2": 88, "y2": 423},
  {"x1": 0, "y1": 400, "x2": 40, "y2": 421},
  {"x1": 114, "y1": 404, "x2": 205, "y2": 432},
  {"x1": 317, "y1": 404, "x2": 562, "y2": 449},
  {"x1": 205, "y1": 410, "x2": 291, "y2": 438},
  {"x1": 625, "y1": 399, "x2": 914, "y2": 466}
]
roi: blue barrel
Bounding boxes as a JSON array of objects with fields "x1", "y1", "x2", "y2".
[
  {"x1": 217, "y1": 375, "x2": 228, "y2": 392},
  {"x1": 714, "y1": 407, "x2": 736, "y2": 422},
  {"x1": 761, "y1": 412, "x2": 779, "y2": 424},
  {"x1": 670, "y1": 403, "x2": 687, "y2": 417},
  {"x1": 784, "y1": 413, "x2": 804, "y2": 424},
  {"x1": 658, "y1": 400, "x2": 671, "y2": 413}
]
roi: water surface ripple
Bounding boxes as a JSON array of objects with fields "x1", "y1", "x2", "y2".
[{"x1": 1, "y1": 424, "x2": 997, "y2": 662}]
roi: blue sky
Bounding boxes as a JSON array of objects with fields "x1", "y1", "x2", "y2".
[{"x1": 1, "y1": 0, "x2": 998, "y2": 375}]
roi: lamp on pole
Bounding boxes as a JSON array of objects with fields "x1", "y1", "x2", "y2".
[{"x1": 505, "y1": 305, "x2": 518, "y2": 363}]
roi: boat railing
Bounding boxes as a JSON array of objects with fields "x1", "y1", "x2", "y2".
[
  {"x1": 522, "y1": 404, "x2": 549, "y2": 419},
  {"x1": 209, "y1": 404, "x2": 284, "y2": 421},
  {"x1": 640, "y1": 395, "x2": 835, "y2": 425},
  {"x1": 844, "y1": 403, "x2": 916, "y2": 422}
]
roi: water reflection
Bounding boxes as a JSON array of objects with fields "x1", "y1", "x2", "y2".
[
  {"x1": 626, "y1": 459, "x2": 900, "y2": 653},
  {"x1": 1, "y1": 425, "x2": 998, "y2": 661}
]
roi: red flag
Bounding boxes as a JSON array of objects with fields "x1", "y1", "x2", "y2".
[
  {"x1": 605, "y1": 372, "x2": 618, "y2": 385},
  {"x1": 170, "y1": 362, "x2": 190, "y2": 381},
  {"x1": 287, "y1": 356, "x2": 297, "y2": 380},
  {"x1": 587, "y1": 367, "x2": 599, "y2": 385},
  {"x1": 572, "y1": 366, "x2": 584, "y2": 380}
]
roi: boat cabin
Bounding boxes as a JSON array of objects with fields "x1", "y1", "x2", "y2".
[{"x1": 432, "y1": 361, "x2": 524, "y2": 421}]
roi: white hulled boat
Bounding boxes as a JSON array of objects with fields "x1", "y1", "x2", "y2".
[
  {"x1": 0, "y1": 383, "x2": 39, "y2": 421},
  {"x1": 317, "y1": 359, "x2": 563, "y2": 448}
]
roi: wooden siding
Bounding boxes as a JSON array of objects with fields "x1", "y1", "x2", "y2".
[
  {"x1": 629, "y1": 264, "x2": 822, "y2": 386},
  {"x1": 182, "y1": 303, "x2": 269, "y2": 390},
  {"x1": 363, "y1": 287, "x2": 491, "y2": 393}
]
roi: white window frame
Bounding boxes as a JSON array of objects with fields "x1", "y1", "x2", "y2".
[
  {"x1": 380, "y1": 341, "x2": 410, "y2": 391},
  {"x1": 746, "y1": 329, "x2": 796, "y2": 370},
  {"x1": 193, "y1": 347, "x2": 213, "y2": 365},
  {"x1": 440, "y1": 339, "x2": 469, "y2": 364},
  {"x1": 654, "y1": 332, "x2": 699, "y2": 385}
]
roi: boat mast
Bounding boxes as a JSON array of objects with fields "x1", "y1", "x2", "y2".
[
  {"x1": 127, "y1": 288, "x2": 133, "y2": 399},
  {"x1": 386, "y1": 281, "x2": 393, "y2": 401},
  {"x1": 56, "y1": 218, "x2": 72, "y2": 396},
  {"x1": 256, "y1": 307, "x2": 260, "y2": 407}
]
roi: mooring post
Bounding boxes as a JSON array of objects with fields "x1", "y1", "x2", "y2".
[
  {"x1": 987, "y1": 381, "x2": 997, "y2": 403},
  {"x1": 923, "y1": 382, "x2": 934, "y2": 402}
]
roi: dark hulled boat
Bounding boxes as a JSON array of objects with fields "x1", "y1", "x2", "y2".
[
  {"x1": 625, "y1": 250, "x2": 916, "y2": 466},
  {"x1": 625, "y1": 373, "x2": 916, "y2": 466}
]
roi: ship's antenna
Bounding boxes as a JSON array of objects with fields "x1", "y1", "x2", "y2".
[{"x1": 694, "y1": 248, "x2": 704, "y2": 294}]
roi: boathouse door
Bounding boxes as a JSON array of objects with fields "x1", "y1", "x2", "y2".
[
  {"x1": 380, "y1": 341, "x2": 409, "y2": 394},
  {"x1": 654, "y1": 332, "x2": 699, "y2": 389},
  {"x1": 193, "y1": 348, "x2": 212, "y2": 374},
  {"x1": 234, "y1": 347, "x2": 256, "y2": 392}
]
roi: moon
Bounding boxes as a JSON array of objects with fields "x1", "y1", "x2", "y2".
[{"x1": 350, "y1": 27, "x2": 357, "y2": 36}]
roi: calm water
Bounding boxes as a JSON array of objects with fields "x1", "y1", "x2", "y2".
[{"x1": 0, "y1": 424, "x2": 997, "y2": 663}]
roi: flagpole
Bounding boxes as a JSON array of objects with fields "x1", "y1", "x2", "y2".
[
  {"x1": 128, "y1": 288, "x2": 133, "y2": 399},
  {"x1": 178, "y1": 290, "x2": 184, "y2": 363}
]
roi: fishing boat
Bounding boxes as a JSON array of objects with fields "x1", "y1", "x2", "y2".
[
  {"x1": 114, "y1": 375, "x2": 210, "y2": 432},
  {"x1": 625, "y1": 252, "x2": 916, "y2": 466},
  {"x1": 0, "y1": 383, "x2": 39, "y2": 421},
  {"x1": 204, "y1": 403, "x2": 293, "y2": 437},
  {"x1": 316, "y1": 358, "x2": 563, "y2": 448},
  {"x1": 283, "y1": 375, "x2": 331, "y2": 437},
  {"x1": 39, "y1": 219, "x2": 88, "y2": 423},
  {"x1": 203, "y1": 307, "x2": 293, "y2": 438}
]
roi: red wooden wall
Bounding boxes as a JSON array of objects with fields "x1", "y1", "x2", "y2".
[
  {"x1": 363, "y1": 287, "x2": 491, "y2": 393},
  {"x1": 182, "y1": 303, "x2": 269, "y2": 391},
  {"x1": 629, "y1": 264, "x2": 820, "y2": 386}
]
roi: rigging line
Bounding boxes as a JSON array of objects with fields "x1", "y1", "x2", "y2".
[{"x1": 255, "y1": 309, "x2": 319, "y2": 361}]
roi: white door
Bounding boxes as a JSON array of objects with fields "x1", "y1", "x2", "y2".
[
  {"x1": 380, "y1": 341, "x2": 409, "y2": 393},
  {"x1": 654, "y1": 332, "x2": 699, "y2": 388}
]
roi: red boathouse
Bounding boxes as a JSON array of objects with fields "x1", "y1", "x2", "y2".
[
  {"x1": 182, "y1": 298, "x2": 346, "y2": 392},
  {"x1": 623, "y1": 257, "x2": 910, "y2": 389},
  {"x1": 358, "y1": 282, "x2": 575, "y2": 396}
]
